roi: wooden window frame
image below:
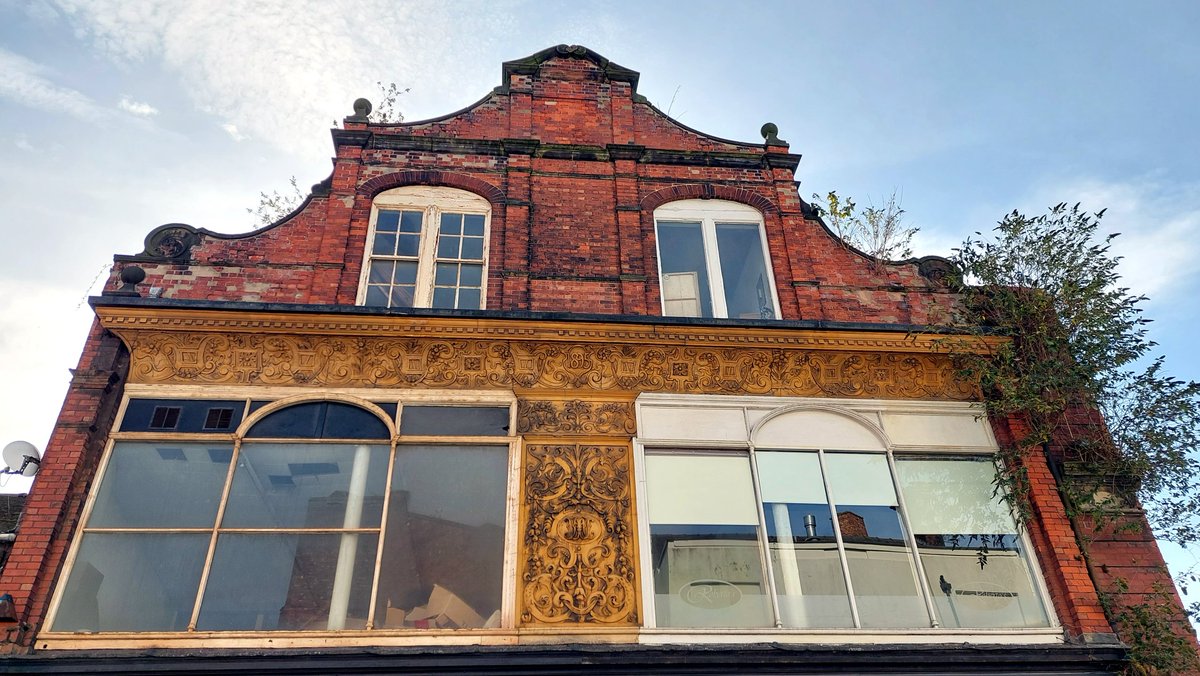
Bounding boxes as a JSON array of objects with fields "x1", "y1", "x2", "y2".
[{"x1": 356, "y1": 186, "x2": 491, "y2": 310}]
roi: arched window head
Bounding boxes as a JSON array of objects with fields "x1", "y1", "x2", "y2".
[
  {"x1": 654, "y1": 199, "x2": 780, "y2": 319},
  {"x1": 245, "y1": 401, "x2": 390, "y2": 439},
  {"x1": 359, "y1": 186, "x2": 491, "y2": 310}
]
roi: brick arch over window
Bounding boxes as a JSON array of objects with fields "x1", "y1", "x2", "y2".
[
  {"x1": 640, "y1": 184, "x2": 777, "y2": 215},
  {"x1": 358, "y1": 171, "x2": 505, "y2": 209}
]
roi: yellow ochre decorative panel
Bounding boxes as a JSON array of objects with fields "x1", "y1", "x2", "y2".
[
  {"x1": 517, "y1": 399, "x2": 638, "y2": 436},
  {"x1": 112, "y1": 331, "x2": 977, "y2": 401},
  {"x1": 520, "y1": 443, "x2": 638, "y2": 625}
]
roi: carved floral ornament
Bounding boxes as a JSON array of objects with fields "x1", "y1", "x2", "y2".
[
  {"x1": 521, "y1": 443, "x2": 637, "y2": 625},
  {"x1": 94, "y1": 306, "x2": 987, "y2": 401},
  {"x1": 112, "y1": 330, "x2": 978, "y2": 401},
  {"x1": 517, "y1": 399, "x2": 637, "y2": 436}
]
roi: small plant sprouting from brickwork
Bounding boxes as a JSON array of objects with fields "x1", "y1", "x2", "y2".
[
  {"x1": 940, "y1": 203, "x2": 1200, "y2": 671},
  {"x1": 252, "y1": 82, "x2": 408, "y2": 228},
  {"x1": 811, "y1": 190, "x2": 917, "y2": 264},
  {"x1": 247, "y1": 175, "x2": 306, "y2": 229},
  {"x1": 369, "y1": 81, "x2": 409, "y2": 124}
]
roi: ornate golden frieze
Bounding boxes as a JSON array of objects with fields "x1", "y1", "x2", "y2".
[
  {"x1": 517, "y1": 399, "x2": 637, "y2": 436},
  {"x1": 520, "y1": 443, "x2": 637, "y2": 625},
  {"x1": 114, "y1": 331, "x2": 977, "y2": 400}
]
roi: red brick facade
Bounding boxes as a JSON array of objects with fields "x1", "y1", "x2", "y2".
[
  {"x1": 0, "y1": 44, "x2": 1187, "y2": 670},
  {"x1": 110, "y1": 47, "x2": 951, "y2": 325}
]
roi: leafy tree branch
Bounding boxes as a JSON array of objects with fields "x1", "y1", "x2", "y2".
[{"x1": 944, "y1": 203, "x2": 1200, "y2": 671}]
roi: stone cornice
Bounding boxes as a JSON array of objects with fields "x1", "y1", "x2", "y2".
[{"x1": 94, "y1": 306, "x2": 999, "y2": 354}]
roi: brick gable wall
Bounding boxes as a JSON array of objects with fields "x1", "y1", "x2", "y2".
[
  {"x1": 7, "y1": 46, "x2": 1192, "y2": 663},
  {"x1": 107, "y1": 52, "x2": 955, "y2": 323}
]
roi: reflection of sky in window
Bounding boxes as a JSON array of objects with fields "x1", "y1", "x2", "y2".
[{"x1": 765, "y1": 502, "x2": 832, "y2": 539}]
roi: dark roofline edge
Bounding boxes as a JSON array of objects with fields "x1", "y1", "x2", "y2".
[{"x1": 2, "y1": 642, "x2": 1127, "y2": 675}]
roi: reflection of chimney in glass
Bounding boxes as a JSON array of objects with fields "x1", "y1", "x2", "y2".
[
  {"x1": 803, "y1": 513, "x2": 816, "y2": 539},
  {"x1": 837, "y1": 511, "x2": 868, "y2": 539}
]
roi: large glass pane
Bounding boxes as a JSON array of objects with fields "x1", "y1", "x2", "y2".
[
  {"x1": 120, "y1": 399, "x2": 245, "y2": 433},
  {"x1": 645, "y1": 454, "x2": 771, "y2": 628},
  {"x1": 399, "y1": 406, "x2": 510, "y2": 436},
  {"x1": 377, "y1": 445, "x2": 508, "y2": 629},
  {"x1": 89, "y1": 442, "x2": 232, "y2": 528},
  {"x1": 223, "y1": 443, "x2": 389, "y2": 529},
  {"x1": 895, "y1": 457, "x2": 1050, "y2": 628},
  {"x1": 656, "y1": 221, "x2": 712, "y2": 318},
  {"x1": 824, "y1": 452, "x2": 929, "y2": 628},
  {"x1": 716, "y1": 223, "x2": 774, "y2": 319},
  {"x1": 757, "y1": 451, "x2": 853, "y2": 628},
  {"x1": 52, "y1": 533, "x2": 208, "y2": 632},
  {"x1": 198, "y1": 533, "x2": 378, "y2": 631}
]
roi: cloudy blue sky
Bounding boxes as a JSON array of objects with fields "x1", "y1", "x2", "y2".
[{"x1": 1, "y1": 0, "x2": 1198, "y2": 607}]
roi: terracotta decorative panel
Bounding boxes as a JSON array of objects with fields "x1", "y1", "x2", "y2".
[
  {"x1": 520, "y1": 443, "x2": 637, "y2": 625},
  {"x1": 116, "y1": 332, "x2": 977, "y2": 401},
  {"x1": 517, "y1": 399, "x2": 637, "y2": 436}
]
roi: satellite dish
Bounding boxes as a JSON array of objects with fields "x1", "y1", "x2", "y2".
[{"x1": 2, "y1": 441, "x2": 41, "y2": 477}]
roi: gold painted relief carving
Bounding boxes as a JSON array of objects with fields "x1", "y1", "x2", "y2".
[
  {"x1": 517, "y1": 399, "x2": 637, "y2": 435},
  {"x1": 521, "y1": 443, "x2": 637, "y2": 625},
  {"x1": 118, "y1": 332, "x2": 977, "y2": 400}
]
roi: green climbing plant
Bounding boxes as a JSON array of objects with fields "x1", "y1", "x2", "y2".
[{"x1": 943, "y1": 203, "x2": 1200, "y2": 672}]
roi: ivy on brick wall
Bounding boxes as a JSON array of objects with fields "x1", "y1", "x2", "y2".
[{"x1": 943, "y1": 203, "x2": 1200, "y2": 672}]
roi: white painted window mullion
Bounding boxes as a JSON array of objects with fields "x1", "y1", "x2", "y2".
[{"x1": 701, "y1": 217, "x2": 730, "y2": 318}]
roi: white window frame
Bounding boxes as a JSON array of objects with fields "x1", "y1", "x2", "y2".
[
  {"x1": 41, "y1": 385, "x2": 521, "y2": 647},
  {"x1": 633, "y1": 393, "x2": 1061, "y2": 641},
  {"x1": 356, "y1": 186, "x2": 491, "y2": 310},
  {"x1": 653, "y1": 199, "x2": 781, "y2": 320}
]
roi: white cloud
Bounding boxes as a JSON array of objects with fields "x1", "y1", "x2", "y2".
[
  {"x1": 117, "y1": 95, "x2": 157, "y2": 116},
  {"x1": 0, "y1": 47, "x2": 102, "y2": 120},
  {"x1": 18, "y1": 0, "x2": 61, "y2": 24},
  {"x1": 1023, "y1": 177, "x2": 1200, "y2": 301},
  {"x1": 14, "y1": 135, "x2": 35, "y2": 152},
  {"x1": 221, "y1": 123, "x2": 247, "y2": 141},
  {"x1": 50, "y1": 0, "x2": 513, "y2": 160}
]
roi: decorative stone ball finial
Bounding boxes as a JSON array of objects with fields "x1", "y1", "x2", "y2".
[
  {"x1": 761, "y1": 122, "x2": 787, "y2": 147},
  {"x1": 352, "y1": 98, "x2": 373, "y2": 120},
  {"x1": 104, "y1": 265, "x2": 146, "y2": 297}
]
